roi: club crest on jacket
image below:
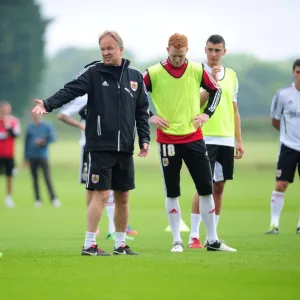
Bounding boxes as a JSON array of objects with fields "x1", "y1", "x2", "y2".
[{"x1": 130, "y1": 81, "x2": 138, "y2": 91}]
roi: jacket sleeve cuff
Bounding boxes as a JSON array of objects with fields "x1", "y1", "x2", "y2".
[
  {"x1": 203, "y1": 109, "x2": 213, "y2": 118},
  {"x1": 43, "y1": 100, "x2": 52, "y2": 112},
  {"x1": 139, "y1": 139, "x2": 150, "y2": 149}
]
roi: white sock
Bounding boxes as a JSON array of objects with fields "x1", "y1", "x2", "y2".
[
  {"x1": 115, "y1": 232, "x2": 126, "y2": 249},
  {"x1": 270, "y1": 191, "x2": 284, "y2": 227},
  {"x1": 297, "y1": 219, "x2": 300, "y2": 228},
  {"x1": 107, "y1": 190, "x2": 114, "y2": 205},
  {"x1": 84, "y1": 231, "x2": 96, "y2": 249},
  {"x1": 215, "y1": 215, "x2": 220, "y2": 228},
  {"x1": 106, "y1": 191, "x2": 115, "y2": 234},
  {"x1": 166, "y1": 197, "x2": 182, "y2": 243},
  {"x1": 106, "y1": 205, "x2": 115, "y2": 234},
  {"x1": 189, "y1": 213, "x2": 202, "y2": 239},
  {"x1": 200, "y1": 195, "x2": 218, "y2": 244}
]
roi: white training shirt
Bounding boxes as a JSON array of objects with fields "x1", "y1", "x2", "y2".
[
  {"x1": 59, "y1": 95, "x2": 87, "y2": 146},
  {"x1": 271, "y1": 83, "x2": 300, "y2": 151},
  {"x1": 202, "y1": 63, "x2": 239, "y2": 147}
]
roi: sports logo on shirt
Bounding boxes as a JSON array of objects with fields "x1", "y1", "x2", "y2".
[
  {"x1": 130, "y1": 81, "x2": 138, "y2": 91},
  {"x1": 91, "y1": 174, "x2": 100, "y2": 183},
  {"x1": 276, "y1": 169, "x2": 282, "y2": 178},
  {"x1": 162, "y1": 158, "x2": 169, "y2": 167},
  {"x1": 288, "y1": 111, "x2": 300, "y2": 119}
]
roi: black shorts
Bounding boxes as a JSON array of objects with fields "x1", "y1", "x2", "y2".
[
  {"x1": 276, "y1": 143, "x2": 300, "y2": 183},
  {"x1": 206, "y1": 144, "x2": 234, "y2": 182},
  {"x1": 0, "y1": 157, "x2": 14, "y2": 176},
  {"x1": 158, "y1": 139, "x2": 213, "y2": 197},
  {"x1": 79, "y1": 146, "x2": 88, "y2": 184},
  {"x1": 86, "y1": 151, "x2": 135, "y2": 191}
]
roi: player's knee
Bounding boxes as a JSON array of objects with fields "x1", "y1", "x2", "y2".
[
  {"x1": 114, "y1": 191, "x2": 129, "y2": 205},
  {"x1": 275, "y1": 181, "x2": 289, "y2": 192},
  {"x1": 192, "y1": 192, "x2": 200, "y2": 213},
  {"x1": 213, "y1": 182, "x2": 225, "y2": 197},
  {"x1": 197, "y1": 183, "x2": 213, "y2": 196},
  {"x1": 57, "y1": 113, "x2": 65, "y2": 121},
  {"x1": 93, "y1": 189, "x2": 111, "y2": 203}
]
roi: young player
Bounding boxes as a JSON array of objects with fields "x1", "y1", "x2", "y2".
[{"x1": 266, "y1": 58, "x2": 300, "y2": 234}]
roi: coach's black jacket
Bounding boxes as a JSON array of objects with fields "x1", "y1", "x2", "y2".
[{"x1": 43, "y1": 59, "x2": 150, "y2": 153}]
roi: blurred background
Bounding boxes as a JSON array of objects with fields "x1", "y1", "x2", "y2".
[{"x1": 1, "y1": 0, "x2": 299, "y2": 135}]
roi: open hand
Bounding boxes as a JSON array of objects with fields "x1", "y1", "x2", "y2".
[
  {"x1": 150, "y1": 116, "x2": 169, "y2": 130},
  {"x1": 193, "y1": 113, "x2": 209, "y2": 128},
  {"x1": 32, "y1": 99, "x2": 47, "y2": 115}
]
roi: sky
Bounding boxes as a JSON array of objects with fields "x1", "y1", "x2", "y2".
[{"x1": 36, "y1": 0, "x2": 299, "y2": 62}]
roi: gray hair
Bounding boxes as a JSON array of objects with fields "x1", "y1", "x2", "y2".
[{"x1": 98, "y1": 30, "x2": 124, "y2": 48}]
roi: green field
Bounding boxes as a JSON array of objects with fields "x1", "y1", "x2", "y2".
[{"x1": 0, "y1": 137, "x2": 300, "y2": 300}]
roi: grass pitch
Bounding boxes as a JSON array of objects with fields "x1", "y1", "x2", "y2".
[{"x1": 0, "y1": 138, "x2": 299, "y2": 300}]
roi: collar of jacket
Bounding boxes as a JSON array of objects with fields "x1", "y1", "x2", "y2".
[{"x1": 96, "y1": 58, "x2": 131, "y2": 72}]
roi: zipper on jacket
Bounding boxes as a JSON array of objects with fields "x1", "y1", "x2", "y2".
[
  {"x1": 124, "y1": 87, "x2": 133, "y2": 98},
  {"x1": 97, "y1": 115, "x2": 101, "y2": 136},
  {"x1": 117, "y1": 130, "x2": 120, "y2": 151},
  {"x1": 116, "y1": 61, "x2": 126, "y2": 151},
  {"x1": 133, "y1": 121, "x2": 136, "y2": 139},
  {"x1": 117, "y1": 85, "x2": 120, "y2": 151}
]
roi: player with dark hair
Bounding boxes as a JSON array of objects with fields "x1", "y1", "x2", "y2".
[
  {"x1": 267, "y1": 58, "x2": 300, "y2": 235},
  {"x1": 188, "y1": 34, "x2": 244, "y2": 248}
]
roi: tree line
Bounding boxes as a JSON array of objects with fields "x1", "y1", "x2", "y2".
[
  {"x1": 39, "y1": 47, "x2": 295, "y2": 119},
  {"x1": 0, "y1": 1, "x2": 296, "y2": 123},
  {"x1": 0, "y1": 1, "x2": 48, "y2": 116}
]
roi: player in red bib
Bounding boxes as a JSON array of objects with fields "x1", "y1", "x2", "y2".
[{"x1": 0, "y1": 101, "x2": 21, "y2": 208}]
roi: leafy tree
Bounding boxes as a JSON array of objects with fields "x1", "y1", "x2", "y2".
[{"x1": 0, "y1": 2, "x2": 48, "y2": 116}]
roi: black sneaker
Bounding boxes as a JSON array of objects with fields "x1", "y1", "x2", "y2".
[
  {"x1": 81, "y1": 244, "x2": 111, "y2": 256},
  {"x1": 297, "y1": 227, "x2": 300, "y2": 234},
  {"x1": 113, "y1": 245, "x2": 139, "y2": 255},
  {"x1": 207, "y1": 240, "x2": 237, "y2": 252}
]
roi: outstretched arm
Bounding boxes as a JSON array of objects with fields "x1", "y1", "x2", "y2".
[{"x1": 33, "y1": 67, "x2": 91, "y2": 115}]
